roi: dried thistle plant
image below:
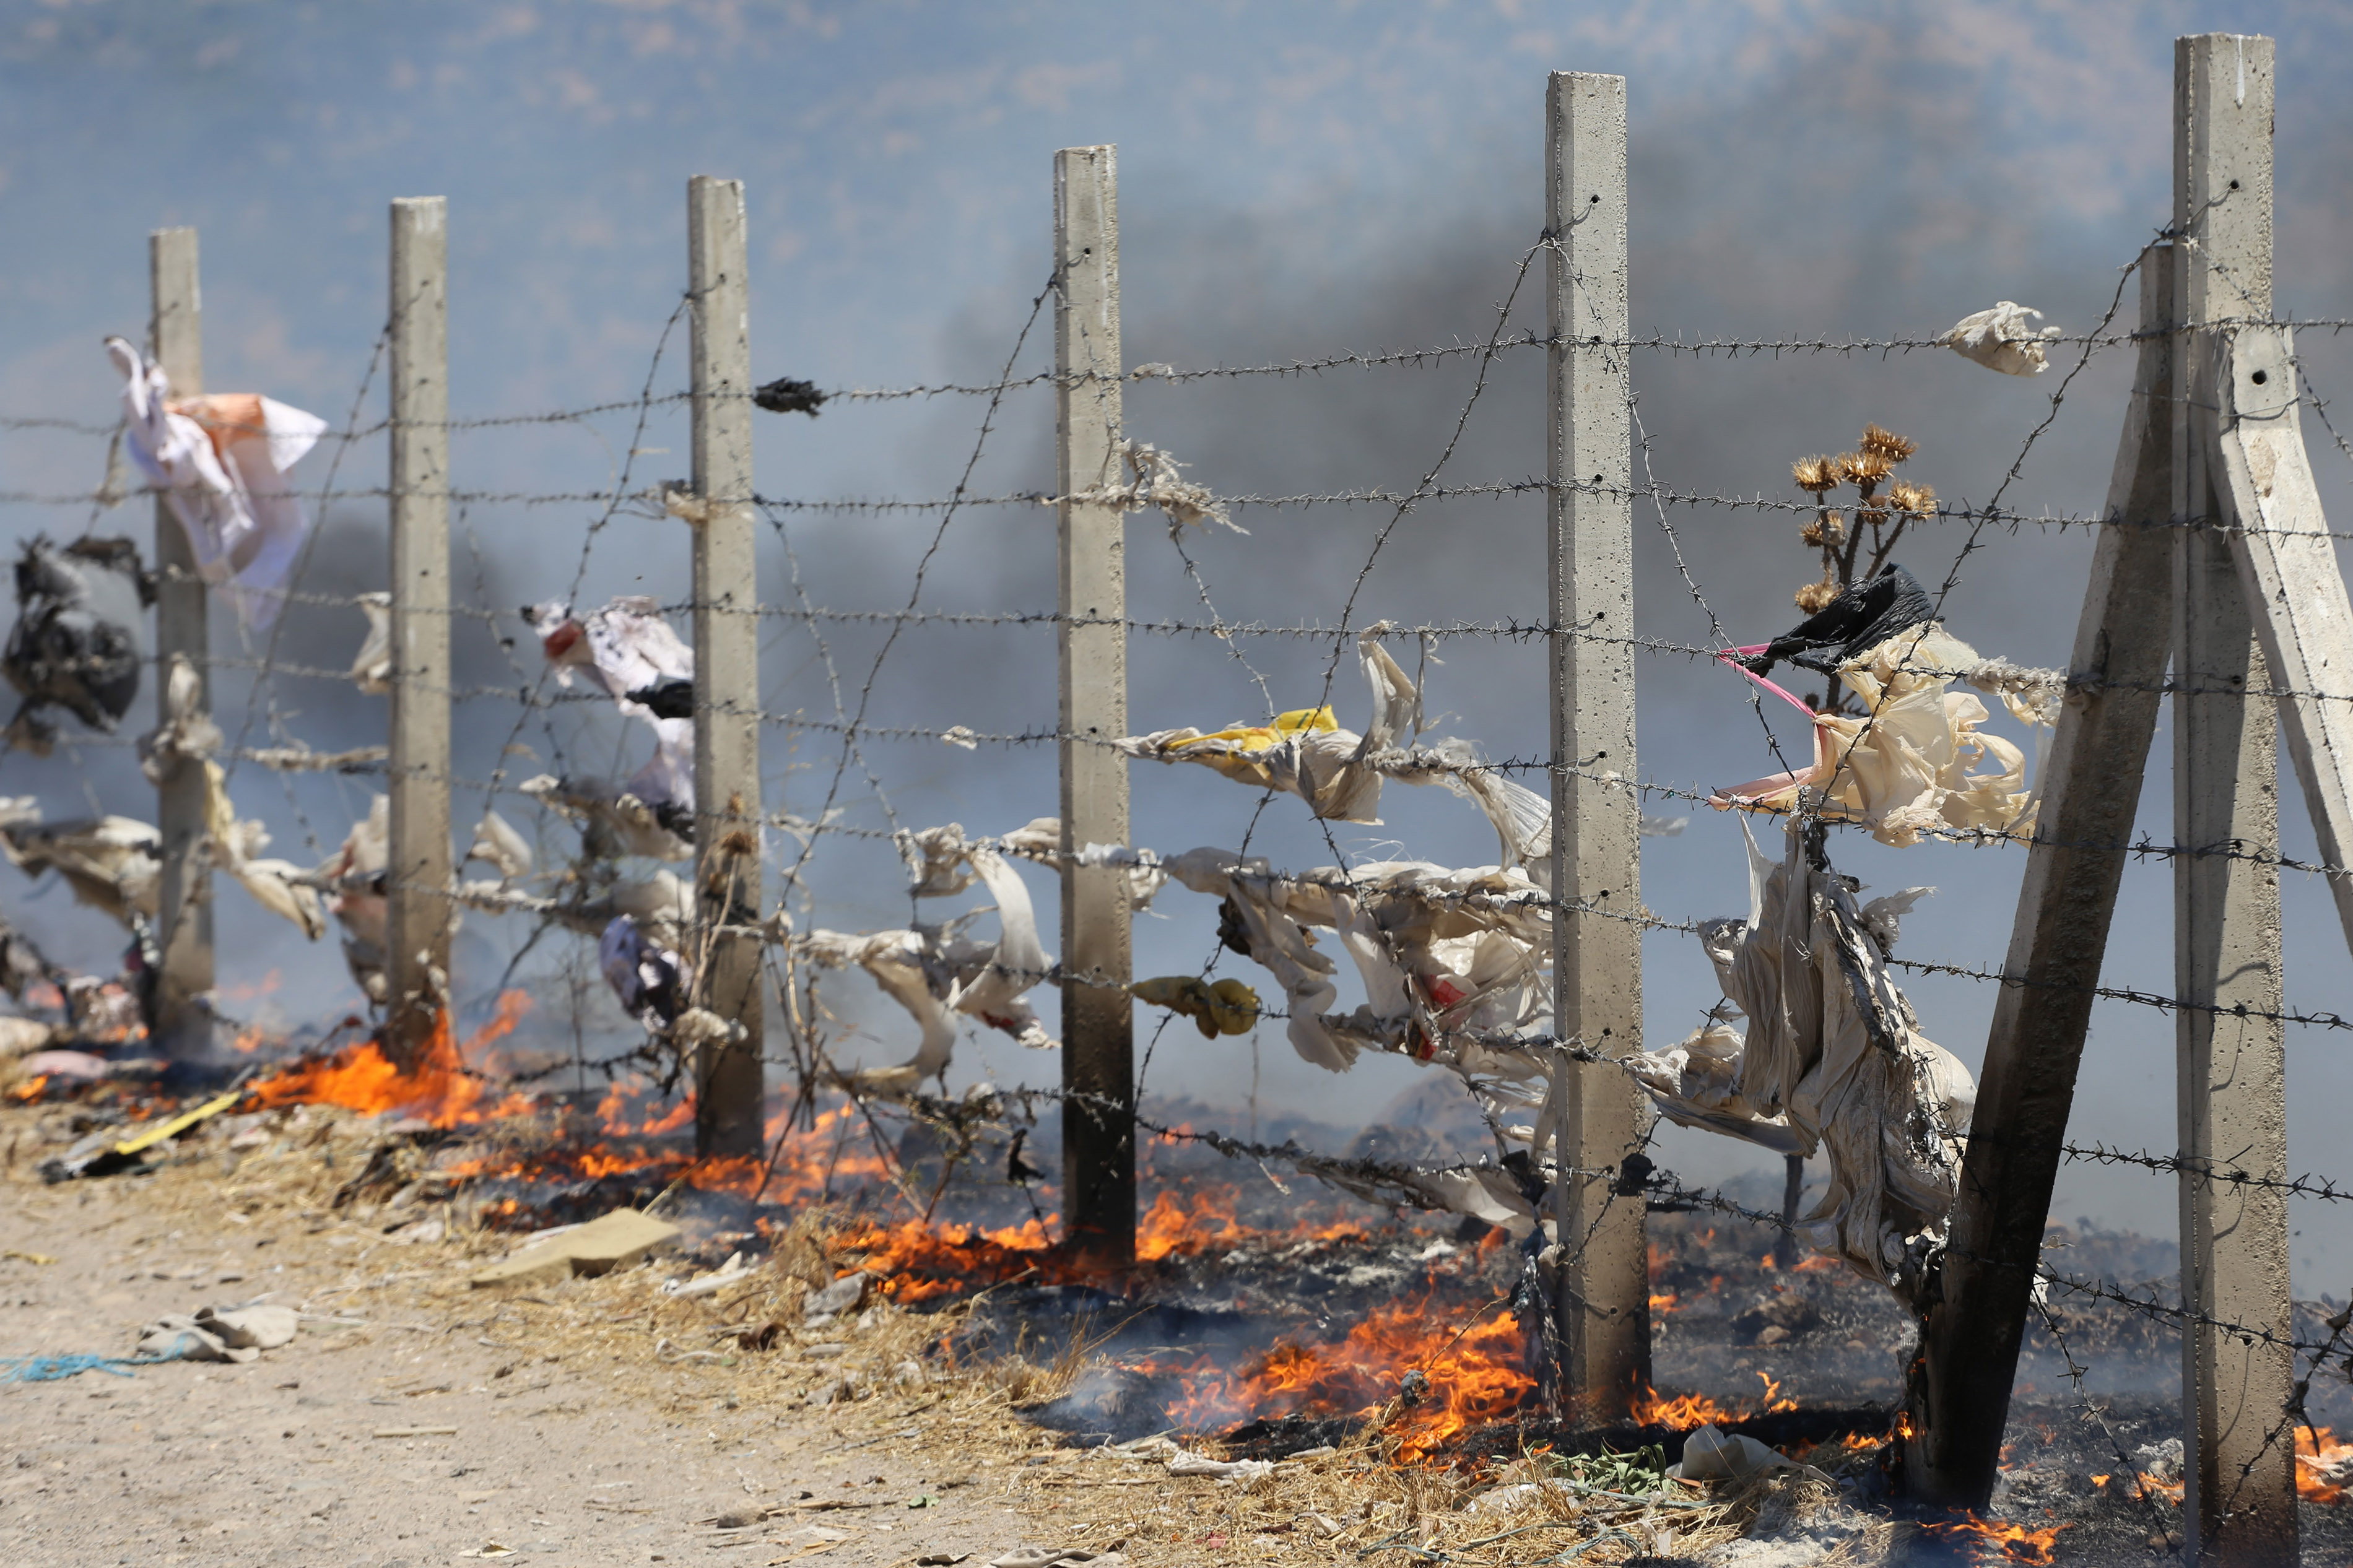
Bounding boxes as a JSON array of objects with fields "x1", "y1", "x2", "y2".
[{"x1": 1785, "y1": 422, "x2": 1936, "y2": 708}]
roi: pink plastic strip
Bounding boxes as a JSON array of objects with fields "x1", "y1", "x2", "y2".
[{"x1": 1715, "y1": 651, "x2": 1816, "y2": 716}]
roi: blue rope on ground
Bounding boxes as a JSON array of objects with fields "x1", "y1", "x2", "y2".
[{"x1": 0, "y1": 1354, "x2": 147, "y2": 1383}]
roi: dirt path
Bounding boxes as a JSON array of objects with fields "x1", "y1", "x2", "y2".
[{"x1": 0, "y1": 1105, "x2": 1052, "y2": 1568}]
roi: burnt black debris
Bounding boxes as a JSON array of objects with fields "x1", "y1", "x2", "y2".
[
  {"x1": 752, "y1": 376, "x2": 827, "y2": 417},
  {"x1": 4, "y1": 535, "x2": 149, "y2": 750},
  {"x1": 1733, "y1": 563, "x2": 1936, "y2": 679}
]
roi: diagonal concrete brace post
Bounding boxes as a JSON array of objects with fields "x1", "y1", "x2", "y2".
[{"x1": 1905, "y1": 243, "x2": 2178, "y2": 1508}]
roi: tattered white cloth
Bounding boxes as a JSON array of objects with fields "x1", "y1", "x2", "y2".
[
  {"x1": 1630, "y1": 821, "x2": 1974, "y2": 1301},
  {"x1": 107, "y1": 337, "x2": 327, "y2": 631}
]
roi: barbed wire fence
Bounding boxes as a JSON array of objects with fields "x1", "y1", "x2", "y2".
[{"x1": 3, "y1": 40, "x2": 2352, "y2": 1548}]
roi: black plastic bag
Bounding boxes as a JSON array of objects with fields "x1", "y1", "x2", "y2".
[
  {"x1": 1733, "y1": 563, "x2": 1935, "y2": 679},
  {"x1": 4, "y1": 535, "x2": 150, "y2": 748}
]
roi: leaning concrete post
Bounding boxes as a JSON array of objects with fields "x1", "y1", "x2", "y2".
[
  {"x1": 685, "y1": 175, "x2": 766, "y2": 1158},
  {"x1": 1544, "y1": 71, "x2": 1648, "y2": 1421},
  {"x1": 386, "y1": 196, "x2": 454, "y2": 1063},
  {"x1": 1054, "y1": 144, "x2": 1135, "y2": 1264},
  {"x1": 1906, "y1": 243, "x2": 2177, "y2": 1507},
  {"x1": 149, "y1": 227, "x2": 213, "y2": 1055},
  {"x1": 2171, "y1": 33, "x2": 2295, "y2": 1563}
]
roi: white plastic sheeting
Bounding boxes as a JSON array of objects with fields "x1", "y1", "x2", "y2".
[
  {"x1": 1630, "y1": 821, "x2": 1973, "y2": 1302},
  {"x1": 801, "y1": 823, "x2": 1057, "y2": 1099},
  {"x1": 1942, "y1": 301, "x2": 2064, "y2": 376},
  {"x1": 1712, "y1": 627, "x2": 2045, "y2": 847},
  {"x1": 106, "y1": 337, "x2": 326, "y2": 631},
  {"x1": 522, "y1": 596, "x2": 695, "y2": 858}
]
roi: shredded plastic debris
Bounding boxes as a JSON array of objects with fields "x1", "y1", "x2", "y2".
[
  {"x1": 802, "y1": 823, "x2": 1056, "y2": 1098},
  {"x1": 1942, "y1": 301, "x2": 2064, "y2": 376},
  {"x1": 348, "y1": 591, "x2": 392, "y2": 693},
  {"x1": 0, "y1": 1353, "x2": 144, "y2": 1383},
  {"x1": 522, "y1": 596, "x2": 695, "y2": 856},
  {"x1": 1714, "y1": 625, "x2": 2044, "y2": 847},
  {"x1": 1071, "y1": 439, "x2": 1240, "y2": 533},
  {"x1": 1630, "y1": 821, "x2": 1972, "y2": 1302},
  {"x1": 1131, "y1": 974, "x2": 1261, "y2": 1037}
]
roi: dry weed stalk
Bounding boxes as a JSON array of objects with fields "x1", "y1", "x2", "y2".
[{"x1": 1788, "y1": 422, "x2": 1937, "y2": 709}]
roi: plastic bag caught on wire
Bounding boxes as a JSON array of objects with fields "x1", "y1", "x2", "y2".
[
  {"x1": 347, "y1": 592, "x2": 391, "y2": 693},
  {"x1": 601, "y1": 914, "x2": 685, "y2": 1030},
  {"x1": 105, "y1": 337, "x2": 327, "y2": 631},
  {"x1": 1628, "y1": 819, "x2": 1973, "y2": 1302},
  {"x1": 522, "y1": 596, "x2": 696, "y2": 857},
  {"x1": 1149, "y1": 846, "x2": 1552, "y2": 1081},
  {"x1": 3, "y1": 535, "x2": 149, "y2": 754},
  {"x1": 1116, "y1": 633, "x2": 1421, "y2": 824},
  {"x1": 1712, "y1": 625, "x2": 2042, "y2": 847},
  {"x1": 0, "y1": 797, "x2": 159, "y2": 927},
  {"x1": 198, "y1": 762, "x2": 324, "y2": 940},
  {"x1": 801, "y1": 823, "x2": 1056, "y2": 1099},
  {"x1": 1942, "y1": 301, "x2": 2063, "y2": 376},
  {"x1": 321, "y1": 795, "x2": 389, "y2": 1003},
  {"x1": 1120, "y1": 631, "x2": 1637, "y2": 889}
]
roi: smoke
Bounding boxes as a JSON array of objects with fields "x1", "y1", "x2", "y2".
[{"x1": 6, "y1": 4, "x2": 2353, "y2": 1274}]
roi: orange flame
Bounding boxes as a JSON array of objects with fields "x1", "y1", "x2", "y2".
[
  {"x1": 1924, "y1": 1515, "x2": 2070, "y2": 1565},
  {"x1": 2298, "y1": 1426, "x2": 2352, "y2": 1504},
  {"x1": 1146, "y1": 1301, "x2": 1534, "y2": 1463},
  {"x1": 250, "y1": 993, "x2": 534, "y2": 1128},
  {"x1": 1136, "y1": 1189, "x2": 1244, "y2": 1260},
  {"x1": 7, "y1": 1075, "x2": 48, "y2": 1102},
  {"x1": 1631, "y1": 1386, "x2": 1740, "y2": 1430}
]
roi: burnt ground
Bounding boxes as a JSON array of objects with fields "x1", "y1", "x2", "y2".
[{"x1": 6, "y1": 1088, "x2": 2353, "y2": 1565}]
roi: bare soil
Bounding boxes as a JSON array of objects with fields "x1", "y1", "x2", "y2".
[{"x1": 0, "y1": 1103, "x2": 1056, "y2": 1568}]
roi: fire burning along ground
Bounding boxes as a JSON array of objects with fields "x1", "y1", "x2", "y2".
[{"x1": 24, "y1": 1008, "x2": 2353, "y2": 1564}]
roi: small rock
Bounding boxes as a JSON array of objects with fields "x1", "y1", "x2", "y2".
[
  {"x1": 891, "y1": 1360, "x2": 925, "y2": 1392},
  {"x1": 802, "y1": 1272, "x2": 872, "y2": 1322},
  {"x1": 1756, "y1": 1325, "x2": 1790, "y2": 1346}
]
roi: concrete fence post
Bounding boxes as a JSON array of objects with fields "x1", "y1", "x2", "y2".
[
  {"x1": 386, "y1": 195, "x2": 453, "y2": 1063},
  {"x1": 2171, "y1": 33, "x2": 2296, "y2": 1562},
  {"x1": 149, "y1": 227, "x2": 213, "y2": 1056},
  {"x1": 1544, "y1": 70, "x2": 1648, "y2": 1422},
  {"x1": 1054, "y1": 144, "x2": 1135, "y2": 1265},
  {"x1": 685, "y1": 174, "x2": 766, "y2": 1158}
]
